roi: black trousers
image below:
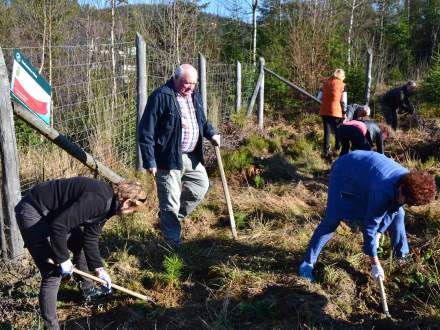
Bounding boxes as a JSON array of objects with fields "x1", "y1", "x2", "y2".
[
  {"x1": 338, "y1": 125, "x2": 372, "y2": 156},
  {"x1": 321, "y1": 115, "x2": 343, "y2": 154},
  {"x1": 15, "y1": 197, "x2": 93, "y2": 330},
  {"x1": 382, "y1": 105, "x2": 398, "y2": 130}
]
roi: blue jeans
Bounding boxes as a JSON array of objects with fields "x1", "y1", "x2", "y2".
[
  {"x1": 303, "y1": 207, "x2": 409, "y2": 265},
  {"x1": 156, "y1": 153, "x2": 209, "y2": 245}
]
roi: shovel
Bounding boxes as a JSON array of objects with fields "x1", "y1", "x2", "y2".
[
  {"x1": 48, "y1": 259, "x2": 155, "y2": 304},
  {"x1": 214, "y1": 146, "x2": 238, "y2": 239},
  {"x1": 378, "y1": 276, "x2": 391, "y2": 318}
]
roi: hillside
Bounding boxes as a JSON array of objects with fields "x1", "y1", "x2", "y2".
[{"x1": 1, "y1": 112, "x2": 439, "y2": 329}]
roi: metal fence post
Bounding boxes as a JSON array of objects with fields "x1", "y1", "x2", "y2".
[
  {"x1": 236, "y1": 60, "x2": 241, "y2": 113},
  {"x1": 198, "y1": 53, "x2": 207, "y2": 117},
  {"x1": 364, "y1": 48, "x2": 373, "y2": 106},
  {"x1": 136, "y1": 33, "x2": 147, "y2": 171},
  {"x1": 258, "y1": 57, "x2": 265, "y2": 129},
  {"x1": 0, "y1": 47, "x2": 23, "y2": 261}
]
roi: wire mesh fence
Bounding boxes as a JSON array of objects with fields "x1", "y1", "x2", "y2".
[
  {"x1": 3, "y1": 41, "x2": 258, "y2": 193},
  {"x1": 4, "y1": 42, "x2": 137, "y2": 192}
]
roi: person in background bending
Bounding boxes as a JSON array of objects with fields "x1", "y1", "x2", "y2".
[
  {"x1": 338, "y1": 104, "x2": 390, "y2": 155},
  {"x1": 381, "y1": 80, "x2": 417, "y2": 130},
  {"x1": 317, "y1": 69, "x2": 347, "y2": 159}
]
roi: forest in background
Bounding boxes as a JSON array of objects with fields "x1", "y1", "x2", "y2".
[{"x1": 0, "y1": 0, "x2": 439, "y2": 110}]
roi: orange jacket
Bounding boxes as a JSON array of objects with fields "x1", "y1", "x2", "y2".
[{"x1": 319, "y1": 77, "x2": 345, "y2": 118}]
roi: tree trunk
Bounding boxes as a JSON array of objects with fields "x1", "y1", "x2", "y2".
[
  {"x1": 347, "y1": 0, "x2": 356, "y2": 67},
  {"x1": 252, "y1": 0, "x2": 258, "y2": 68}
]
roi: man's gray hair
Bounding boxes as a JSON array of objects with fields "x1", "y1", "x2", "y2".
[
  {"x1": 173, "y1": 64, "x2": 197, "y2": 79},
  {"x1": 358, "y1": 105, "x2": 371, "y2": 117},
  {"x1": 406, "y1": 80, "x2": 417, "y2": 88},
  {"x1": 174, "y1": 65, "x2": 185, "y2": 78}
]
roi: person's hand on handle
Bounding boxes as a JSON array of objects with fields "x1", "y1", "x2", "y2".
[
  {"x1": 371, "y1": 262, "x2": 385, "y2": 281},
  {"x1": 95, "y1": 267, "x2": 112, "y2": 289},
  {"x1": 60, "y1": 259, "x2": 74, "y2": 276},
  {"x1": 148, "y1": 167, "x2": 157, "y2": 177},
  {"x1": 210, "y1": 134, "x2": 221, "y2": 147}
]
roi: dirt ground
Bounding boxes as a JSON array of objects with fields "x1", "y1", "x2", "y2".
[{"x1": 1, "y1": 115, "x2": 440, "y2": 329}]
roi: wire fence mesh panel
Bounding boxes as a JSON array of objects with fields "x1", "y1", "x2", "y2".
[
  {"x1": 4, "y1": 42, "x2": 137, "y2": 192},
  {"x1": 4, "y1": 41, "x2": 256, "y2": 193}
]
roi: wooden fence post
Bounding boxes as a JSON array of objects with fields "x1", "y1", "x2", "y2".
[
  {"x1": 235, "y1": 60, "x2": 241, "y2": 113},
  {"x1": 364, "y1": 48, "x2": 373, "y2": 106},
  {"x1": 136, "y1": 33, "x2": 147, "y2": 171},
  {"x1": 263, "y1": 67, "x2": 322, "y2": 104},
  {"x1": 0, "y1": 47, "x2": 24, "y2": 261},
  {"x1": 246, "y1": 69, "x2": 264, "y2": 117},
  {"x1": 0, "y1": 185, "x2": 7, "y2": 259},
  {"x1": 198, "y1": 53, "x2": 207, "y2": 117},
  {"x1": 258, "y1": 57, "x2": 265, "y2": 129}
]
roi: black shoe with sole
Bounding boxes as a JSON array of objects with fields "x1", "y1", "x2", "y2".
[{"x1": 82, "y1": 285, "x2": 112, "y2": 303}]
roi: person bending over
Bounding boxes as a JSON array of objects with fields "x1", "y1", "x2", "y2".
[
  {"x1": 298, "y1": 151, "x2": 436, "y2": 282},
  {"x1": 15, "y1": 177, "x2": 147, "y2": 330}
]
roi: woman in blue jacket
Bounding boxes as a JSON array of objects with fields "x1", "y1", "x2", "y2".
[{"x1": 298, "y1": 151, "x2": 436, "y2": 282}]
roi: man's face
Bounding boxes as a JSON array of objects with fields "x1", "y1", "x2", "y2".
[
  {"x1": 407, "y1": 85, "x2": 417, "y2": 95},
  {"x1": 174, "y1": 72, "x2": 197, "y2": 97}
]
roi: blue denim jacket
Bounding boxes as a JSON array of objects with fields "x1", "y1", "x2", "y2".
[
  {"x1": 325, "y1": 150, "x2": 409, "y2": 256},
  {"x1": 138, "y1": 79, "x2": 217, "y2": 170}
]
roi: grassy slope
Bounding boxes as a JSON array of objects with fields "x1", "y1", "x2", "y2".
[{"x1": 1, "y1": 112, "x2": 440, "y2": 329}]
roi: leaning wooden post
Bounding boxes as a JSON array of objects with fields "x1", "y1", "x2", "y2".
[
  {"x1": 246, "y1": 69, "x2": 263, "y2": 117},
  {"x1": 364, "y1": 48, "x2": 373, "y2": 106},
  {"x1": 0, "y1": 47, "x2": 24, "y2": 261},
  {"x1": 198, "y1": 53, "x2": 207, "y2": 117},
  {"x1": 0, "y1": 184, "x2": 7, "y2": 259},
  {"x1": 13, "y1": 104, "x2": 124, "y2": 184},
  {"x1": 258, "y1": 57, "x2": 265, "y2": 129},
  {"x1": 235, "y1": 60, "x2": 241, "y2": 113},
  {"x1": 135, "y1": 33, "x2": 147, "y2": 171}
]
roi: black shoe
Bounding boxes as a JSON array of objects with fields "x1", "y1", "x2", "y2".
[{"x1": 82, "y1": 285, "x2": 112, "y2": 303}]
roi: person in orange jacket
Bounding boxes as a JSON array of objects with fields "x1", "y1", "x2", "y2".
[{"x1": 317, "y1": 69, "x2": 347, "y2": 158}]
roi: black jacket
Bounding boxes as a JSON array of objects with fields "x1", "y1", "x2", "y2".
[
  {"x1": 364, "y1": 120, "x2": 384, "y2": 154},
  {"x1": 138, "y1": 79, "x2": 217, "y2": 170},
  {"x1": 25, "y1": 177, "x2": 119, "y2": 269},
  {"x1": 381, "y1": 85, "x2": 414, "y2": 114}
]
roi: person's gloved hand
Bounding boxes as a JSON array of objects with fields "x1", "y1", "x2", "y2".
[
  {"x1": 210, "y1": 134, "x2": 221, "y2": 147},
  {"x1": 96, "y1": 267, "x2": 112, "y2": 289},
  {"x1": 371, "y1": 263, "x2": 385, "y2": 281},
  {"x1": 60, "y1": 259, "x2": 74, "y2": 276}
]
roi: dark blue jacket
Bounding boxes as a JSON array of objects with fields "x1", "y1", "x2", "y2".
[
  {"x1": 326, "y1": 151, "x2": 408, "y2": 256},
  {"x1": 138, "y1": 79, "x2": 217, "y2": 170}
]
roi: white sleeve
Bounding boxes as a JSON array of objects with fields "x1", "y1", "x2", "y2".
[
  {"x1": 317, "y1": 90, "x2": 323, "y2": 101},
  {"x1": 341, "y1": 91, "x2": 347, "y2": 113}
]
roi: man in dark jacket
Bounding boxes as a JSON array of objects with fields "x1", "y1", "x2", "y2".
[
  {"x1": 381, "y1": 80, "x2": 417, "y2": 130},
  {"x1": 138, "y1": 64, "x2": 220, "y2": 246},
  {"x1": 15, "y1": 177, "x2": 147, "y2": 330}
]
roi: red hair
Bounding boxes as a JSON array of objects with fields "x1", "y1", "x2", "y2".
[{"x1": 400, "y1": 171, "x2": 436, "y2": 206}]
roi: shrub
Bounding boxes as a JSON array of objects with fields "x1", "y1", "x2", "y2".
[
  {"x1": 421, "y1": 50, "x2": 440, "y2": 103},
  {"x1": 222, "y1": 148, "x2": 254, "y2": 174}
]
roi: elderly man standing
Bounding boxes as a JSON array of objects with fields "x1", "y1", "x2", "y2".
[{"x1": 138, "y1": 64, "x2": 220, "y2": 246}]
